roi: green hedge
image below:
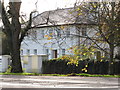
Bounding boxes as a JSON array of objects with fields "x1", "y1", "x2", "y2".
[{"x1": 42, "y1": 60, "x2": 120, "y2": 75}]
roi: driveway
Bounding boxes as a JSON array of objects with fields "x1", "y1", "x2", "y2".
[{"x1": 0, "y1": 75, "x2": 119, "y2": 90}]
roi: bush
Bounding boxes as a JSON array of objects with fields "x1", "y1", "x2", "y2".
[
  {"x1": 42, "y1": 59, "x2": 120, "y2": 75},
  {"x1": 5, "y1": 65, "x2": 12, "y2": 73}
]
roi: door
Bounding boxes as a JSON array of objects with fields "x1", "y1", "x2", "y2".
[{"x1": 53, "y1": 50, "x2": 57, "y2": 58}]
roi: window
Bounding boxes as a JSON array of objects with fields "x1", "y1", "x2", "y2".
[
  {"x1": 57, "y1": 30, "x2": 61, "y2": 38},
  {"x1": 34, "y1": 30, "x2": 37, "y2": 38},
  {"x1": 41, "y1": 30, "x2": 44, "y2": 38},
  {"x1": 66, "y1": 30, "x2": 70, "y2": 37},
  {"x1": 20, "y1": 49, "x2": 23, "y2": 55},
  {"x1": 34, "y1": 49, "x2": 37, "y2": 55},
  {"x1": 95, "y1": 51, "x2": 101, "y2": 61},
  {"x1": 49, "y1": 29, "x2": 53, "y2": 37},
  {"x1": 62, "y1": 49, "x2": 65, "y2": 56},
  {"x1": 0, "y1": 58, "x2": 2, "y2": 63},
  {"x1": 27, "y1": 49, "x2": 30, "y2": 55},
  {"x1": 45, "y1": 49, "x2": 49, "y2": 55},
  {"x1": 52, "y1": 50, "x2": 57, "y2": 58},
  {"x1": 31, "y1": 30, "x2": 37, "y2": 39},
  {"x1": 82, "y1": 27, "x2": 87, "y2": 36}
]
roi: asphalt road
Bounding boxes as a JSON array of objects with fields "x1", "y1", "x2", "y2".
[{"x1": 0, "y1": 75, "x2": 119, "y2": 90}]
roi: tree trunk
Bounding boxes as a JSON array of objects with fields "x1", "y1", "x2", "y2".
[
  {"x1": 108, "y1": 44, "x2": 114, "y2": 75},
  {"x1": 9, "y1": 1, "x2": 23, "y2": 73},
  {"x1": 11, "y1": 43, "x2": 23, "y2": 73}
]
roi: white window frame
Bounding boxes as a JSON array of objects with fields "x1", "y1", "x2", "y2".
[
  {"x1": 41, "y1": 30, "x2": 44, "y2": 38},
  {"x1": 20, "y1": 49, "x2": 23, "y2": 55},
  {"x1": 27, "y1": 49, "x2": 30, "y2": 55},
  {"x1": 82, "y1": 27, "x2": 87, "y2": 36},
  {"x1": 34, "y1": 49, "x2": 37, "y2": 55},
  {"x1": 62, "y1": 49, "x2": 65, "y2": 56},
  {"x1": 49, "y1": 29, "x2": 53, "y2": 37},
  {"x1": 45, "y1": 49, "x2": 49, "y2": 55}
]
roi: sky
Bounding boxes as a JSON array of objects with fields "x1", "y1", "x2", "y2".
[
  {"x1": 21, "y1": 0, "x2": 76, "y2": 16},
  {"x1": 3, "y1": 0, "x2": 77, "y2": 17},
  {"x1": 0, "y1": 0, "x2": 76, "y2": 26},
  {"x1": 3, "y1": 0, "x2": 119, "y2": 16}
]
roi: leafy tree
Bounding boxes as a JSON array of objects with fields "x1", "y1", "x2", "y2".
[
  {"x1": 74, "y1": 1, "x2": 120, "y2": 74},
  {"x1": 48, "y1": 1, "x2": 119, "y2": 74},
  {"x1": 1, "y1": 0, "x2": 33, "y2": 73}
]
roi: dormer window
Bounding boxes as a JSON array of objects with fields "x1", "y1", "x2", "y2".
[{"x1": 82, "y1": 27, "x2": 87, "y2": 36}]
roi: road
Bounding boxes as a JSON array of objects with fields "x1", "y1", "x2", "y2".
[{"x1": 0, "y1": 75, "x2": 119, "y2": 90}]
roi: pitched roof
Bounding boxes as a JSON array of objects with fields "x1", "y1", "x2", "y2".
[{"x1": 32, "y1": 7, "x2": 96, "y2": 27}]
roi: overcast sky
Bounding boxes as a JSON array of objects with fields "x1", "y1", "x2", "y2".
[
  {"x1": 0, "y1": 0, "x2": 77, "y2": 26},
  {"x1": 3, "y1": 0, "x2": 76, "y2": 17},
  {"x1": 21, "y1": 0, "x2": 76, "y2": 16},
  {"x1": 0, "y1": 0, "x2": 76, "y2": 26}
]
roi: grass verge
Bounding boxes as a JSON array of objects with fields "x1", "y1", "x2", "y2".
[{"x1": 0, "y1": 73, "x2": 119, "y2": 78}]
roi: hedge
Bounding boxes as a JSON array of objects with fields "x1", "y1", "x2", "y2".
[{"x1": 42, "y1": 60, "x2": 120, "y2": 75}]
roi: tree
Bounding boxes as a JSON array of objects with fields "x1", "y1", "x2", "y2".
[
  {"x1": 43, "y1": 1, "x2": 119, "y2": 74},
  {"x1": 1, "y1": 0, "x2": 33, "y2": 73},
  {"x1": 73, "y1": 1, "x2": 120, "y2": 74}
]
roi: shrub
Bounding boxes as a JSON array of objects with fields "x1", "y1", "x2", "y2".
[
  {"x1": 5, "y1": 65, "x2": 12, "y2": 73},
  {"x1": 42, "y1": 59, "x2": 120, "y2": 75}
]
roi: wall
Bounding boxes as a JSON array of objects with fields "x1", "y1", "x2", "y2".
[
  {"x1": 21, "y1": 24, "x2": 109, "y2": 60},
  {"x1": 21, "y1": 25, "x2": 79, "y2": 59},
  {"x1": 0, "y1": 55, "x2": 11, "y2": 72},
  {"x1": 21, "y1": 55, "x2": 48, "y2": 73}
]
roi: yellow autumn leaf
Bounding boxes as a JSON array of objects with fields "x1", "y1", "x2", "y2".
[
  {"x1": 76, "y1": 64, "x2": 78, "y2": 66},
  {"x1": 96, "y1": 33, "x2": 100, "y2": 36},
  {"x1": 101, "y1": 56, "x2": 105, "y2": 58},
  {"x1": 93, "y1": 5, "x2": 96, "y2": 8},
  {"x1": 83, "y1": 53, "x2": 86, "y2": 55},
  {"x1": 111, "y1": 62, "x2": 114, "y2": 64},
  {"x1": 77, "y1": 7, "x2": 80, "y2": 11},
  {"x1": 44, "y1": 35, "x2": 49, "y2": 37},
  {"x1": 60, "y1": 26, "x2": 65, "y2": 30},
  {"x1": 82, "y1": 69, "x2": 84, "y2": 71},
  {"x1": 85, "y1": 70, "x2": 87, "y2": 72},
  {"x1": 100, "y1": 59, "x2": 103, "y2": 62},
  {"x1": 82, "y1": 68, "x2": 86, "y2": 71},
  {"x1": 85, "y1": 65, "x2": 88, "y2": 67},
  {"x1": 78, "y1": 13, "x2": 82, "y2": 15},
  {"x1": 47, "y1": 37, "x2": 52, "y2": 40},
  {"x1": 49, "y1": 33, "x2": 53, "y2": 35}
]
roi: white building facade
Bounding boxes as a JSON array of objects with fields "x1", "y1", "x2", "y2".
[
  {"x1": 20, "y1": 8, "x2": 108, "y2": 60},
  {"x1": 21, "y1": 25, "x2": 83, "y2": 59}
]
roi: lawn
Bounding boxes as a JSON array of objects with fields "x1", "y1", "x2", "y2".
[{"x1": 0, "y1": 73, "x2": 119, "y2": 78}]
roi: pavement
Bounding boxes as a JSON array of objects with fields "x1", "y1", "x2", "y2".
[{"x1": 0, "y1": 75, "x2": 119, "y2": 90}]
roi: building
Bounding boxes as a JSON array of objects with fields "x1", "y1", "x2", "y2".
[{"x1": 21, "y1": 7, "x2": 100, "y2": 60}]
